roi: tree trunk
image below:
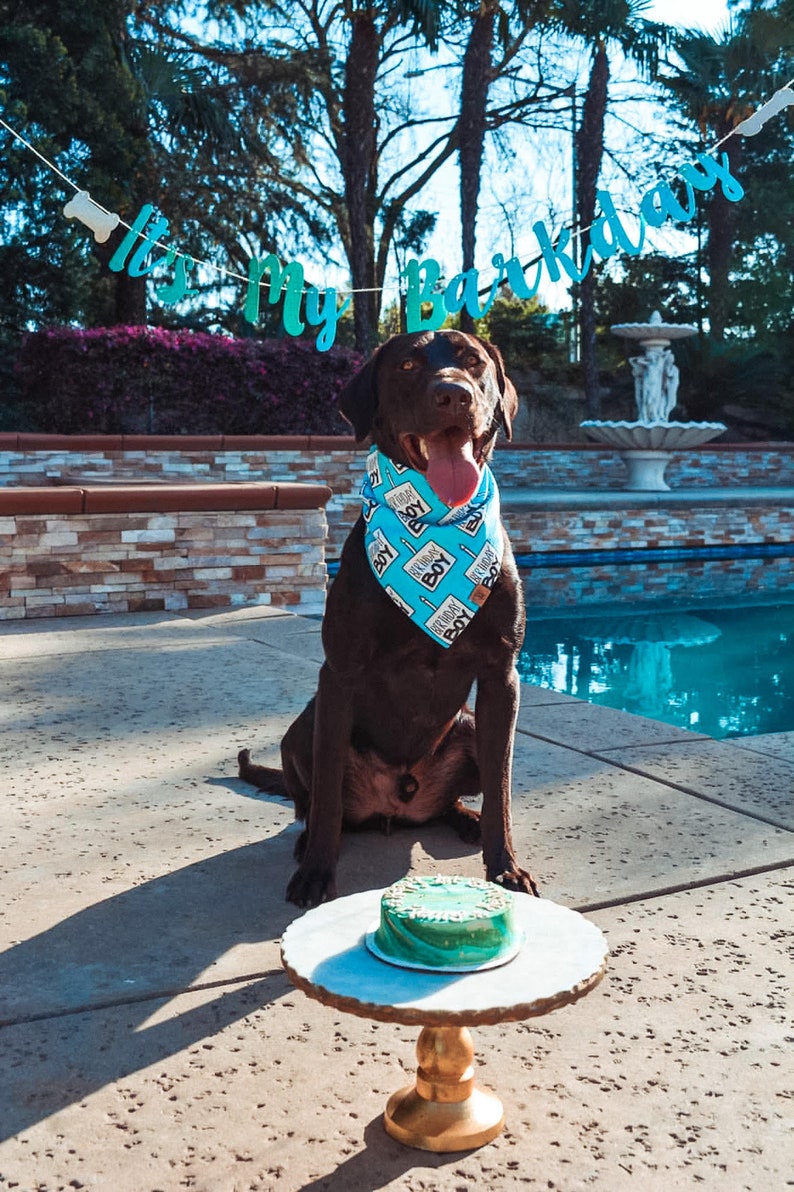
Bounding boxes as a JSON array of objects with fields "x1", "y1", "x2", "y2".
[
  {"x1": 95, "y1": 226, "x2": 148, "y2": 326},
  {"x1": 342, "y1": 13, "x2": 380, "y2": 354},
  {"x1": 113, "y1": 270, "x2": 148, "y2": 325},
  {"x1": 459, "y1": 6, "x2": 494, "y2": 335},
  {"x1": 707, "y1": 132, "x2": 742, "y2": 343},
  {"x1": 576, "y1": 41, "x2": 609, "y2": 419}
]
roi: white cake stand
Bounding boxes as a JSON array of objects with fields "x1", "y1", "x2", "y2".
[{"x1": 280, "y1": 889, "x2": 608, "y2": 1152}]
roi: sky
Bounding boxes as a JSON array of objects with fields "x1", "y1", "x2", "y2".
[
  {"x1": 179, "y1": 0, "x2": 737, "y2": 315},
  {"x1": 415, "y1": 0, "x2": 736, "y2": 313},
  {"x1": 183, "y1": 0, "x2": 738, "y2": 315},
  {"x1": 611, "y1": 0, "x2": 738, "y2": 193},
  {"x1": 645, "y1": 0, "x2": 731, "y2": 34}
]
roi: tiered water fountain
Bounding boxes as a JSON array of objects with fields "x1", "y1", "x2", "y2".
[{"x1": 581, "y1": 311, "x2": 726, "y2": 491}]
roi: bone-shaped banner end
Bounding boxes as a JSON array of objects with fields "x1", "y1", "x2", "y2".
[
  {"x1": 736, "y1": 86, "x2": 794, "y2": 137},
  {"x1": 63, "y1": 190, "x2": 121, "y2": 243}
]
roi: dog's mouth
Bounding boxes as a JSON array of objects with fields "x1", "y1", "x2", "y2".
[{"x1": 399, "y1": 427, "x2": 486, "y2": 508}]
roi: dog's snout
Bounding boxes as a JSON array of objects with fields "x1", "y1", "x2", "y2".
[{"x1": 433, "y1": 381, "x2": 472, "y2": 410}]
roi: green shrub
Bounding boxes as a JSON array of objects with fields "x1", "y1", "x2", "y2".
[{"x1": 481, "y1": 294, "x2": 567, "y2": 371}]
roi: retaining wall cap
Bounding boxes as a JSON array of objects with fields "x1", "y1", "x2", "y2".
[
  {"x1": 0, "y1": 486, "x2": 85, "y2": 514},
  {"x1": 81, "y1": 483, "x2": 282, "y2": 514},
  {"x1": 274, "y1": 482, "x2": 334, "y2": 509},
  {"x1": 16, "y1": 434, "x2": 125, "y2": 450},
  {"x1": 497, "y1": 440, "x2": 635, "y2": 451},
  {"x1": 221, "y1": 435, "x2": 312, "y2": 450},
  {"x1": 307, "y1": 435, "x2": 359, "y2": 450},
  {"x1": 497, "y1": 439, "x2": 794, "y2": 453},
  {"x1": 121, "y1": 435, "x2": 224, "y2": 450},
  {"x1": 0, "y1": 482, "x2": 331, "y2": 515},
  {"x1": 5, "y1": 433, "x2": 793, "y2": 454}
]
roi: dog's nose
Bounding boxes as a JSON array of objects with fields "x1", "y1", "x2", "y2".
[{"x1": 433, "y1": 381, "x2": 472, "y2": 410}]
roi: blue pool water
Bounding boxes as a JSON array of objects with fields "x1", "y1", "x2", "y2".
[{"x1": 518, "y1": 598, "x2": 794, "y2": 739}]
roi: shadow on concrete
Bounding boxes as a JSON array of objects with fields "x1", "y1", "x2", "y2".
[
  {"x1": 0, "y1": 971, "x2": 289, "y2": 1142},
  {"x1": 297, "y1": 1116, "x2": 476, "y2": 1191},
  {"x1": 0, "y1": 819, "x2": 481, "y2": 1144}
]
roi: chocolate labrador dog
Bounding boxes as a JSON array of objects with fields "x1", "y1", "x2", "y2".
[{"x1": 238, "y1": 329, "x2": 538, "y2": 907}]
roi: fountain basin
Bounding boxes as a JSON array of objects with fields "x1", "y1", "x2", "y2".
[
  {"x1": 580, "y1": 310, "x2": 728, "y2": 489},
  {"x1": 580, "y1": 420, "x2": 727, "y2": 451},
  {"x1": 580, "y1": 421, "x2": 727, "y2": 491},
  {"x1": 610, "y1": 320, "x2": 698, "y2": 344}
]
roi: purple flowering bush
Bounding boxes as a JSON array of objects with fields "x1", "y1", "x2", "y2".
[{"x1": 15, "y1": 326, "x2": 364, "y2": 435}]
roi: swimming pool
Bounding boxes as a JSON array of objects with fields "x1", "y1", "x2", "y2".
[{"x1": 518, "y1": 597, "x2": 794, "y2": 740}]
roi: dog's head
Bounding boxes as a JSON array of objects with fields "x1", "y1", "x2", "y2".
[{"x1": 338, "y1": 330, "x2": 518, "y2": 507}]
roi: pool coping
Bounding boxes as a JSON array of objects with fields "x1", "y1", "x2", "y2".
[{"x1": 502, "y1": 485, "x2": 794, "y2": 508}]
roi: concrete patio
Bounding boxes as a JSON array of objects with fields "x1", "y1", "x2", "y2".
[{"x1": 0, "y1": 606, "x2": 791, "y2": 1191}]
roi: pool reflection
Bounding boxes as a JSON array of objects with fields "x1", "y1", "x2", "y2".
[{"x1": 518, "y1": 602, "x2": 794, "y2": 739}]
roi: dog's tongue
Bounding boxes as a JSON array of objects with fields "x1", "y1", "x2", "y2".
[{"x1": 425, "y1": 431, "x2": 480, "y2": 508}]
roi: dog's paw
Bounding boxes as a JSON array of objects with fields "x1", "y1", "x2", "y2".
[
  {"x1": 490, "y1": 867, "x2": 540, "y2": 898},
  {"x1": 444, "y1": 802, "x2": 482, "y2": 845},
  {"x1": 286, "y1": 863, "x2": 338, "y2": 908}
]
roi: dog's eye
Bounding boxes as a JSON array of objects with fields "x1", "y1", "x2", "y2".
[
  {"x1": 465, "y1": 352, "x2": 482, "y2": 367},
  {"x1": 400, "y1": 359, "x2": 417, "y2": 371}
]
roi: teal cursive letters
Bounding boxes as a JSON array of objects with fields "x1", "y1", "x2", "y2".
[
  {"x1": 243, "y1": 253, "x2": 351, "y2": 351},
  {"x1": 109, "y1": 144, "x2": 745, "y2": 348},
  {"x1": 403, "y1": 148, "x2": 745, "y2": 333}
]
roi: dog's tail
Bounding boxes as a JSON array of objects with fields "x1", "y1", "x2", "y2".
[{"x1": 237, "y1": 748, "x2": 289, "y2": 797}]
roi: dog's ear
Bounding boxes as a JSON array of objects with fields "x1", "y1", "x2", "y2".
[
  {"x1": 338, "y1": 348, "x2": 382, "y2": 441},
  {"x1": 480, "y1": 339, "x2": 518, "y2": 441}
]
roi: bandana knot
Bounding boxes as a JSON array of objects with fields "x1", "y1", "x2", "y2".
[{"x1": 361, "y1": 449, "x2": 504, "y2": 647}]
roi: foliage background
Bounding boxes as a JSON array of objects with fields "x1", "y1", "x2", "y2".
[{"x1": 0, "y1": 0, "x2": 791, "y2": 439}]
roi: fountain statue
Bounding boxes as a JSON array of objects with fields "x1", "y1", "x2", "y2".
[
  {"x1": 581, "y1": 311, "x2": 726, "y2": 491},
  {"x1": 631, "y1": 347, "x2": 678, "y2": 421}
]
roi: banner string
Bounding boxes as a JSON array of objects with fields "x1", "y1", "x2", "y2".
[
  {"x1": 1, "y1": 77, "x2": 792, "y2": 301},
  {"x1": 494, "y1": 75, "x2": 794, "y2": 292},
  {"x1": 0, "y1": 114, "x2": 259, "y2": 291}
]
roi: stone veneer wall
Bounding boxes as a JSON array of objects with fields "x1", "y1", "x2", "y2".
[
  {"x1": 521, "y1": 552, "x2": 794, "y2": 611},
  {"x1": 4, "y1": 435, "x2": 794, "y2": 492},
  {"x1": 505, "y1": 501, "x2": 794, "y2": 610},
  {"x1": 2, "y1": 434, "x2": 794, "y2": 558},
  {"x1": 0, "y1": 482, "x2": 330, "y2": 620},
  {"x1": 501, "y1": 502, "x2": 794, "y2": 555},
  {"x1": 2, "y1": 436, "x2": 793, "y2": 619},
  {"x1": 496, "y1": 442, "x2": 794, "y2": 490},
  {"x1": 0, "y1": 434, "x2": 364, "y2": 562}
]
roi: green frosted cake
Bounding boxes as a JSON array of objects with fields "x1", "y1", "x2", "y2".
[{"x1": 371, "y1": 875, "x2": 520, "y2": 970}]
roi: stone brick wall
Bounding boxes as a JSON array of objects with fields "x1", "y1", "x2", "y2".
[
  {"x1": 501, "y1": 502, "x2": 794, "y2": 556},
  {"x1": 4, "y1": 434, "x2": 793, "y2": 492},
  {"x1": 0, "y1": 434, "x2": 364, "y2": 561},
  {"x1": 494, "y1": 443, "x2": 794, "y2": 490},
  {"x1": 505, "y1": 496, "x2": 794, "y2": 609},
  {"x1": 2, "y1": 435, "x2": 792, "y2": 620},
  {"x1": 522, "y1": 553, "x2": 794, "y2": 611},
  {"x1": 3, "y1": 434, "x2": 793, "y2": 559},
  {"x1": 0, "y1": 482, "x2": 329, "y2": 620}
]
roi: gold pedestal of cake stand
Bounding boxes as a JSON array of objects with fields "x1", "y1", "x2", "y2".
[{"x1": 384, "y1": 1025, "x2": 504, "y2": 1151}]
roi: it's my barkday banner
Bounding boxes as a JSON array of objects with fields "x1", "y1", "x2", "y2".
[{"x1": 1, "y1": 83, "x2": 792, "y2": 351}]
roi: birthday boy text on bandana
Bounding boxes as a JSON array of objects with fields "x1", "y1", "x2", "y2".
[{"x1": 361, "y1": 449, "x2": 504, "y2": 647}]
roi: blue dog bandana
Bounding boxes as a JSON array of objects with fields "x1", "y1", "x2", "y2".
[{"x1": 361, "y1": 449, "x2": 504, "y2": 647}]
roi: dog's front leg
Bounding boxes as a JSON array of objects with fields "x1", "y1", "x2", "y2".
[
  {"x1": 476, "y1": 666, "x2": 539, "y2": 896},
  {"x1": 285, "y1": 663, "x2": 352, "y2": 908}
]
